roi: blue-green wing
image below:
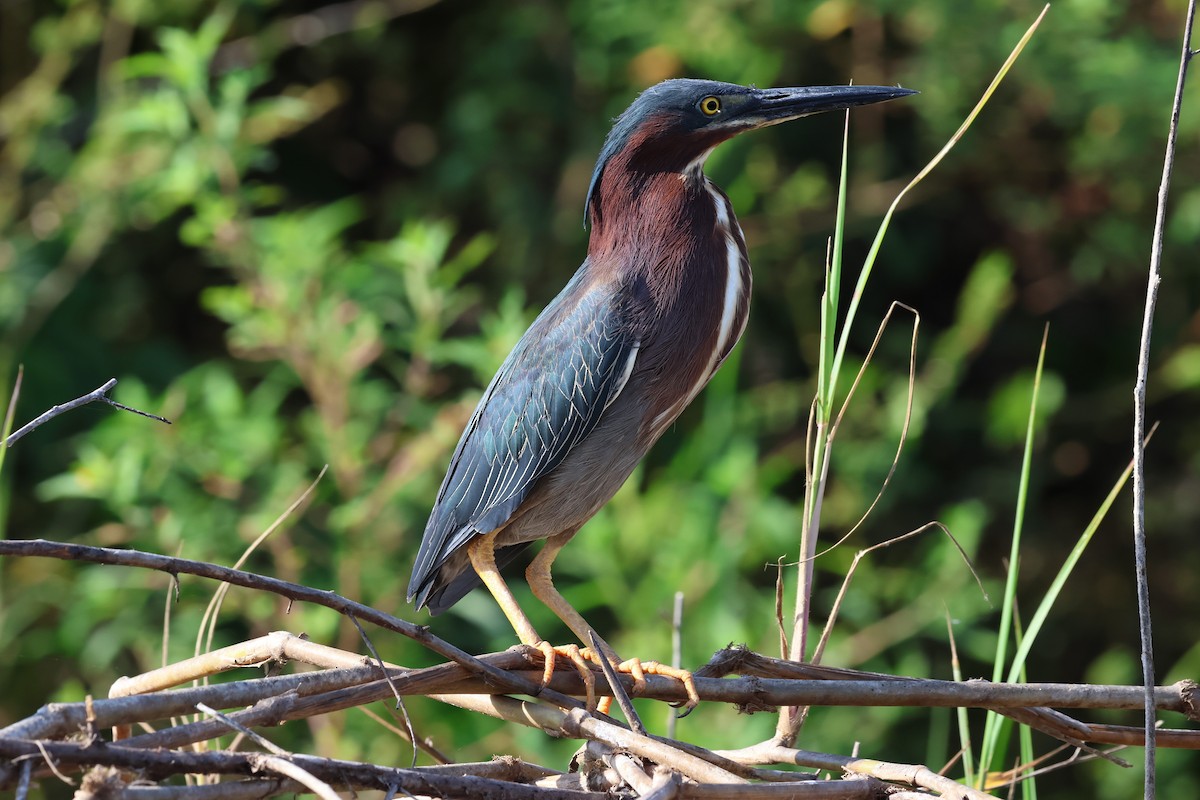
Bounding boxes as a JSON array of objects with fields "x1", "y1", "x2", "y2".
[{"x1": 407, "y1": 269, "x2": 638, "y2": 609}]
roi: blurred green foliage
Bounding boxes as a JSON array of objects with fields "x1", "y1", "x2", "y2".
[{"x1": 1, "y1": 0, "x2": 1198, "y2": 796}]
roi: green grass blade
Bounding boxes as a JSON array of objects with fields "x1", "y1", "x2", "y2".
[
  {"x1": 817, "y1": 112, "x2": 851, "y2": 419},
  {"x1": 0, "y1": 365, "x2": 22, "y2": 477},
  {"x1": 978, "y1": 326, "x2": 1048, "y2": 785},
  {"x1": 828, "y1": 5, "x2": 1049, "y2": 403},
  {"x1": 1014, "y1": 613, "x2": 1037, "y2": 800}
]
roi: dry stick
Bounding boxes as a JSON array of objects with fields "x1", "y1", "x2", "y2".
[
  {"x1": 3, "y1": 378, "x2": 170, "y2": 447},
  {"x1": 5, "y1": 734, "x2": 892, "y2": 800},
  {"x1": 358, "y1": 705, "x2": 453, "y2": 765},
  {"x1": 15, "y1": 631, "x2": 1199, "y2": 745},
  {"x1": 1007, "y1": 741, "x2": 1132, "y2": 785},
  {"x1": 608, "y1": 748, "x2": 656, "y2": 795},
  {"x1": 104, "y1": 639, "x2": 526, "y2": 751},
  {"x1": 33, "y1": 662, "x2": 1200, "y2": 746},
  {"x1": 435, "y1": 694, "x2": 747, "y2": 785},
  {"x1": 438, "y1": 664, "x2": 1200, "y2": 720},
  {"x1": 687, "y1": 647, "x2": 1199, "y2": 749},
  {"x1": 812, "y1": 302, "x2": 923, "y2": 562},
  {"x1": 14, "y1": 760, "x2": 31, "y2": 800},
  {"x1": 0, "y1": 538, "x2": 580, "y2": 709},
  {"x1": 195, "y1": 703, "x2": 289, "y2": 756},
  {"x1": 6, "y1": 651, "x2": 808, "y2": 788},
  {"x1": 436, "y1": 675, "x2": 1200, "y2": 751},
  {"x1": 394, "y1": 760, "x2": 563, "y2": 783},
  {"x1": 642, "y1": 768, "x2": 684, "y2": 800},
  {"x1": 681, "y1": 785, "x2": 878, "y2": 800},
  {"x1": 252, "y1": 755, "x2": 341, "y2": 800},
  {"x1": 0, "y1": 739, "x2": 597, "y2": 800},
  {"x1": 790, "y1": 303, "x2": 926, "y2": 741},
  {"x1": 110, "y1": 630, "x2": 369, "y2": 699},
  {"x1": 103, "y1": 632, "x2": 730, "y2": 786},
  {"x1": 9, "y1": 546, "x2": 1200, "y2": 791},
  {"x1": 718, "y1": 742, "x2": 989, "y2": 800},
  {"x1": 811, "y1": 522, "x2": 976, "y2": 667},
  {"x1": 1134, "y1": 2, "x2": 1197, "y2": 796},
  {"x1": 668, "y1": 590, "x2": 685, "y2": 739},
  {"x1": 6, "y1": 660, "x2": 1199, "y2": 797},
  {"x1": 31, "y1": 740, "x2": 74, "y2": 788},
  {"x1": 101, "y1": 676, "x2": 1200, "y2": 757},
  {"x1": 346, "y1": 612, "x2": 419, "y2": 767},
  {"x1": 128, "y1": 674, "x2": 751, "y2": 789},
  {"x1": 588, "y1": 630, "x2": 645, "y2": 735},
  {"x1": 196, "y1": 705, "x2": 333, "y2": 797},
  {"x1": 87, "y1": 779, "x2": 304, "y2": 800}
]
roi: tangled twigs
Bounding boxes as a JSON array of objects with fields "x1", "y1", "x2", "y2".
[
  {"x1": 4, "y1": 378, "x2": 170, "y2": 447},
  {"x1": 0, "y1": 538, "x2": 581, "y2": 709},
  {"x1": 0, "y1": 740, "x2": 596, "y2": 800},
  {"x1": 5, "y1": 542, "x2": 1200, "y2": 799}
]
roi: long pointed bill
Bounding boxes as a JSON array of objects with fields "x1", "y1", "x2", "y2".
[{"x1": 739, "y1": 84, "x2": 917, "y2": 128}]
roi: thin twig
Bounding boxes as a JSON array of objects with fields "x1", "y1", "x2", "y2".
[
  {"x1": 812, "y1": 521, "x2": 982, "y2": 666},
  {"x1": 0, "y1": 538, "x2": 582, "y2": 709},
  {"x1": 14, "y1": 760, "x2": 30, "y2": 800},
  {"x1": 348, "y1": 612, "x2": 419, "y2": 767},
  {"x1": 4, "y1": 378, "x2": 170, "y2": 447},
  {"x1": 1133, "y1": 2, "x2": 1197, "y2": 796},
  {"x1": 589, "y1": 630, "x2": 645, "y2": 735},
  {"x1": 668, "y1": 591, "x2": 684, "y2": 739},
  {"x1": 0, "y1": 739, "x2": 597, "y2": 800},
  {"x1": 252, "y1": 755, "x2": 341, "y2": 800},
  {"x1": 18, "y1": 659, "x2": 1200, "y2": 743},
  {"x1": 196, "y1": 703, "x2": 289, "y2": 756}
]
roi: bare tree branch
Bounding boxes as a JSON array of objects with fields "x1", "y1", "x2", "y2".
[
  {"x1": 0, "y1": 739, "x2": 598, "y2": 800},
  {"x1": 6, "y1": 543, "x2": 1200, "y2": 798},
  {"x1": 3, "y1": 378, "x2": 170, "y2": 447},
  {"x1": 1133, "y1": 2, "x2": 1197, "y2": 796},
  {"x1": 0, "y1": 538, "x2": 580, "y2": 709}
]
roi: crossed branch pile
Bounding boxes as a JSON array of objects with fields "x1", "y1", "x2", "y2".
[{"x1": 2, "y1": 540, "x2": 1197, "y2": 800}]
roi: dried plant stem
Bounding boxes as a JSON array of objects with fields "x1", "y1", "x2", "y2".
[
  {"x1": 6, "y1": 544, "x2": 1200, "y2": 798},
  {"x1": 0, "y1": 538, "x2": 581, "y2": 709},
  {"x1": 3, "y1": 378, "x2": 169, "y2": 447},
  {"x1": 0, "y1": 739, "x2": 597, "y2": 800},
  {"x1": 1133, "y1": 1, "x2": 1197, "y2": 796}
]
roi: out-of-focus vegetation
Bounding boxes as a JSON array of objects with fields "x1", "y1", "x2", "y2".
[{"x1": 1, "y1": 0, "x2": 1197, "y2": 795}]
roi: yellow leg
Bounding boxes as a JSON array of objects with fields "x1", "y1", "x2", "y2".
[
  {"x1": 526, "y1": 533, "x2": 608, "y2": 654},
  {"x1": 526, "y1": 532, "x2": 701, "y2": 713},
  {"x1": 467, "y1": 532, "x2": 541, "y2": 645},
  {"x1": 466, "y1": 532, "x2": 596, "y2": 706}
]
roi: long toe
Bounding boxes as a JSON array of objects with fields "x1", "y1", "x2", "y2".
[
  {"x1": 529, "y1": 641, "x2": 598, "y2": 709},
  {"x1": 553, "y1": 643, "x2": 597, "y2": 710},
  {"x1": 623, "y1": 659, "x2": 700, "y2": 714},
  {"x1": 576, "y1": 649, "x2": 700, "y2": 716}
]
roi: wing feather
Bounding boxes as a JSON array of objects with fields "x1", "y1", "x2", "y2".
[{"x1": 407, "y1": 267, "x2": 639, "y2": 609}]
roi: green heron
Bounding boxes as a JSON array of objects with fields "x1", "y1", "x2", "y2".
[{"x1": 408, "y1": 78, "x2": 914, "y2": 707}]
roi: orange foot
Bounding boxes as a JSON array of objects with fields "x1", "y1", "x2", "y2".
[
  {"x1": 527, "y1": 644, "x2": 700, "y2": 714},
  {"x1": 577, "y1": 649, "x2": 700, "y2": 715},
  {"x1": 527, "y1": 641, "x2": 597, "y2": 708}
]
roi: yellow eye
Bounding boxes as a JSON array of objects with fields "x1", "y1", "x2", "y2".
[{"x1": 698, "y1": 96, "x2": 722, "y2": 116}]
